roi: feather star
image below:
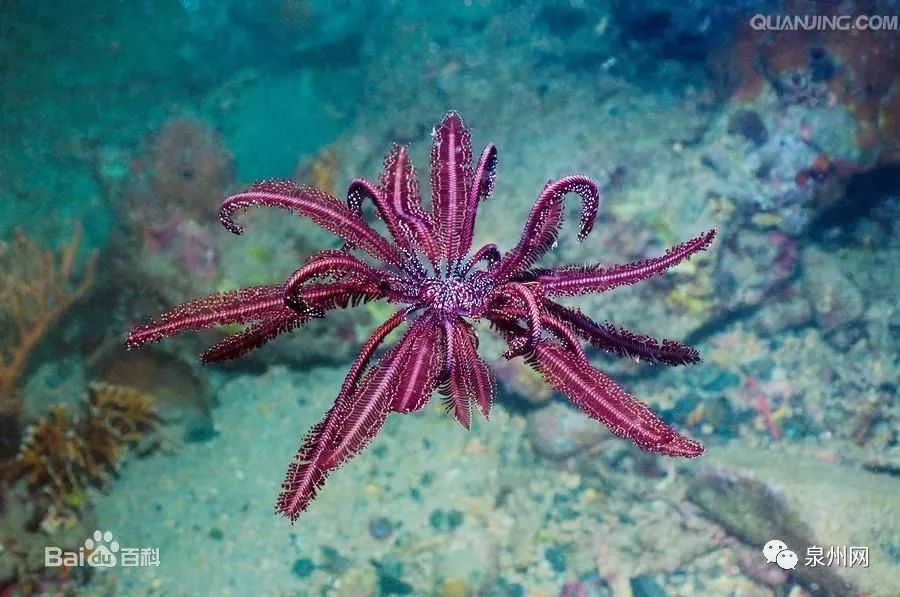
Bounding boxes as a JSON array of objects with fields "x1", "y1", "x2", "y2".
[{"x1": 126, "y1": 111, "x2": 716, "y2": 522}]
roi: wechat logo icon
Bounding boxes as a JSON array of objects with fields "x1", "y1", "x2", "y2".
[
  {"x1": 85, "y1": 530, "x2": 120, "y2": 568},
  {"x1": 763, "y1": 539, "x2": 798, "y2": 570}
]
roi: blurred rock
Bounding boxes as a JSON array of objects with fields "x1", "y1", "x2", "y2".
[
  {"x1": 703, "y1": 97, "x2": 861, "y2": 234},
  {"x1": 531, "y1": 2, "x2": 613, "y2": 71},
  {"x1": 734, "y1": 542, "x2": 790, "y2": 589},
  {"x1": 88, "y1": 346, "x2": 214, "y2": 443},
  {"x1": 612, "y1": 0, "x2": 745, "y2": 64},
  {"x1": 173, "y1": 0, "x2": 372, "y2": 83},
  {"x1": 752, "y1": 289, "x2": 813, "y2": 336},
  {"x1": 147, "y1": 117, "x2": 235, "y2": 221},
  {"x1": 727, "y1": 109, "x2": 768, "y2": 146},
  {"x1": 800, "y1": 246, "x2": 865, "y2": 340},
  {"x1": 108, "y1": 116, "x2": 235, "y2": 307},
  {"x1": 629, "y1": 574, "x2": 667, "y2": 597},
  {"x1": 440, "y1": 576, "x2": 469, "y2": 597},
  {"x1": 491, "y1": 356, "x2": 555, "y2": 406},
  {"x1": 527, "y1": 402, "x2": 609, "y2": 459},
  {"x1": 0, "y1": 481, "x2": 97, "y2": 589},
  {"x1": 715, "y1": 4, "x2": 899, "y2": 166},
  {"x1": 231, "y1": 0, "x2": 370, "y2": 65},
  {"x1": 713, "y1": 227, "x2": 799, "y2": 314},
  {"x1": 689, "y1": 441, "x2": 900, "y2": 595},
  {"x1": 21, "y1": 358, "x2": 88, "y2": 420}
]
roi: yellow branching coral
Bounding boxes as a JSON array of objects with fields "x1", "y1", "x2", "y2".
[
  {"x1": 15, "y1": 384, "x2": 158, "y2": 502},
  {"x1": 0, "y1": 225, "x2": 97, "y2": 411}
]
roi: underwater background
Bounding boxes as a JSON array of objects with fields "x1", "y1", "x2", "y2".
[{"x1": 1, "y1": 0, "x2": 898, "y2": 595}]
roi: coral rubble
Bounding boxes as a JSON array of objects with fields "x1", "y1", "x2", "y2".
[{"x1": 15, "y1": 383, "x2": 158, "y2": 502}]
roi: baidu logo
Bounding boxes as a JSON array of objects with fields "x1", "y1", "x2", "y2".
[
  {"x1": 45, "y1": 530, "x2": 159, "y2": 568},
  {"x1": 84, "y1": 530, "x2": 119, "y2": 567}
]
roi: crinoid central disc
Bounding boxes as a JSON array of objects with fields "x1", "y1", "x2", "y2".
[{"x1": 419, "y1": 277, "x2": 478, "y2": 315}]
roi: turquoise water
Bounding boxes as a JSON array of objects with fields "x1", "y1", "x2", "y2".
[{"x1": 1, "y1": 1, "x2": 898, "y2": 595}]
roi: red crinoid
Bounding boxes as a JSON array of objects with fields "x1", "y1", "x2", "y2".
[{"x1": 126, "y1": 112, "x2": 716, "y2": 522}]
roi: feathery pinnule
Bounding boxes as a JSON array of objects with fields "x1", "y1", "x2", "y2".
[{"x1": 125, "y1": 285, "x2": 286, "y2": 349}]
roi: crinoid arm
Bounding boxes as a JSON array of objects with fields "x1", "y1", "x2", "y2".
[
  {"x1": 437, "y1": 318, "x2": 494, "y2": 429},
  {"x1": 536, "y1": 229, "x2": 717, "y2": 296},
  {"x1": 545, "y1": 302, "x2": 700, "y2": 366},
  {"x1": 276, "y1": 310, "x2": 408, "y2": 521},
  {"x1": 283, "y1": 250, "x2": 388, "y2": 307},
  {"x1": 389, "y1": 321, "x2": 442, "y2": 413},
  {"x1": 430, "y1": 111, "x2": 474, "y2": 263},
  {"x1": 457, "y1": 143, "x2": 498, "y2": 260},
  {"x1": 526, "y1": 340, "x2": 703, "y2": 457},
  {"x1": 125, "y1": 285, "x2": 287, "y2": 349},
  {"x1": 219, "y1": 180, "x2": 404, "y2": 267},
  {"x1": 275, "y1": 311, "x2": 443, "y2": 522},
  {"x1": 380, "y1": 144, "x2": 440, "y2": 267},
  {"x1": 491, "y1": 175, "x2": 601, "y2": 280},
  {"x1": 201, "y1": 307, "x2": 320, "y2": 363}
]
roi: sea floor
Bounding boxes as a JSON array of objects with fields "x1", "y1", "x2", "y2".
[
  {"x1": 86, "y1": 364, "x2": 742, "y2": 596},
  {"x1": 86, "y1": 354, "x2": 900, "y2": 596}
]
